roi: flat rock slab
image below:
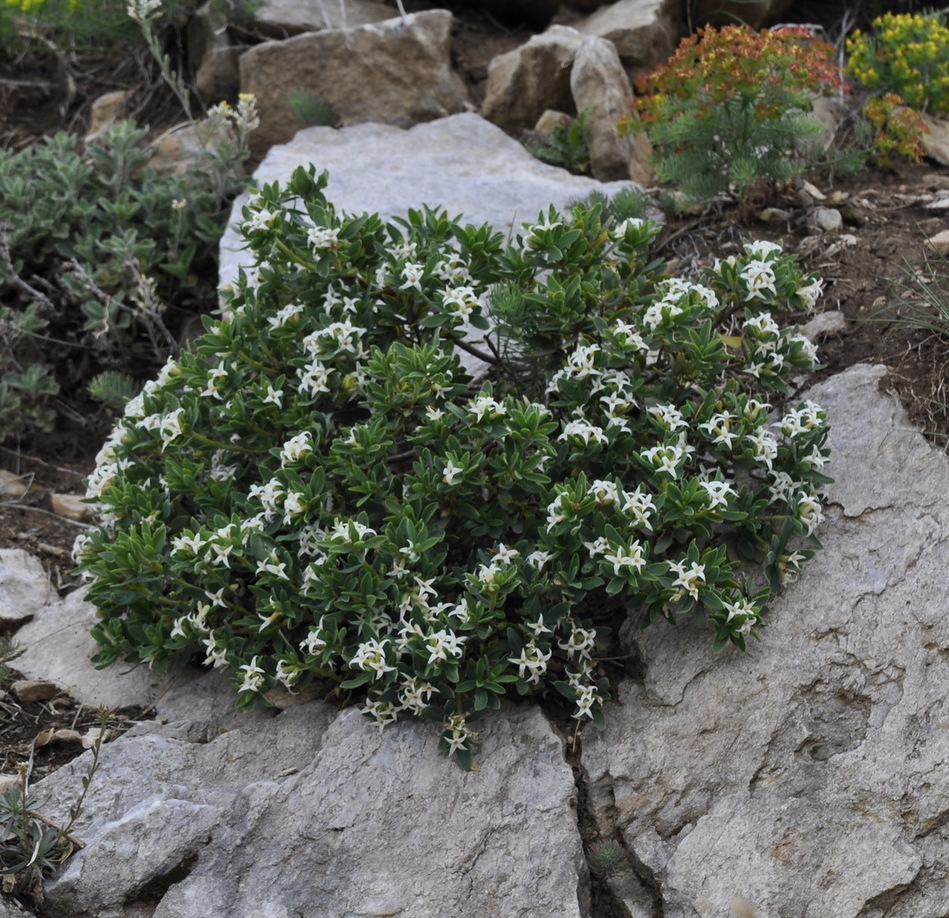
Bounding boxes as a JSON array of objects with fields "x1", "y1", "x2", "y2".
[
  {"x1": 37, "y1": 702, "x2": 585, "y2": 918},
  {"x1": 13, "y1": 589, "x2": 184, "y2": 710},
  {"x1": 220, "y1": 111, "x2": 642, "y2": 289},
  {"x1": 582, "y1": 363, "x2": 949, "y2": 918}
]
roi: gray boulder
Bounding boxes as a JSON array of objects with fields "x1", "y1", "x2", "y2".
[
  {"x1": 582, "y1": 363, "x2": 949, "y2": 918},
  {"x1": 238, "y1": 10, "x2": 469, "y2": 158}
]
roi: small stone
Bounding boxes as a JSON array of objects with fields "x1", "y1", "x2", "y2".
[
  {"x1": 799, "y1": 310, "x2": 847, "y2": 341},
  {"x1": 50, "y1": 493, "x2": 91, "y2": 522},
  {"x1": 533, "y1": 109, "x2": 574, "y2": 141},
  {"x1": 0, "y1": 775, "x2": 18, "y2": 796},
  {"x1": 11, "y1": 679, "x2": 59, "y2": 703},
  {"x1": 926, "y1": 229, "x2": 949, "y2": 256},
  {"x1": 808, "y1": 206, "x2": 843, "y2": 234},
  {"x1": 758, "y1": 207, "x2": 792, "y2": 224},
  {"x1": 34, "y1": 728, "x2": 84, "y2": 748},
  {"x1": 84, "y1": 90, "x2": 133, "y2": 143},
  {"x1": 800, "y1": 180, "x2": 827, "y2": 201},
  {"x1": 0, "y1": 469, "x2": 29, "y2": 497}
]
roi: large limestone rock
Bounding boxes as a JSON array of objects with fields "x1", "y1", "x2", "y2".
[
  {"x1": 37, "y1": 699, "x2": 585, "y2": 918},
  {"x1": 219, "y1": 112, "x2": 644, "y2": 290},
  {"x1": 239, "y1": 10, "x2": 469, "y2": 158},
  {"x1": 582, "y1": 363, "x2": 949, "y2": 918},
  {"x1": 575, "y1": 0, "x2": 683, "y2": 74}
]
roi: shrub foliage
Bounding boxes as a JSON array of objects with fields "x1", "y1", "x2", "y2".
[{"x1": 75, "y1": 167, "x2": 831, "y2": 767}]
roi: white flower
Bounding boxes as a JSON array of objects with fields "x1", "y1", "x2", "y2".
[
  {"x1": 298, "y1": 363, "x2": 332, "y2": 396},
  {"x1": 565, "y1": 343, "x2": 602, "y2": 379},
  {"x1": 159, "y1": 408, "x2": 186, "y2": 449},
  {"x1": 443, "y1": 460, "x2": 464, "y2": 485},
  {"x1": 796, "y1": 492, "x2": 825, "y2": 536},
  {"x1": 400, "y1": 262, "x2": 425, "y2": 291},
  {"x1": 424, "y1": 629, "x2": 466, "y2": 665},
  {"x1": 301, "y1": 622, "x2": 329, "y2": 656},
  {"x1": 559, "y1": 418, "x2": 609, "y2": 446},
  {"x1": 621, "y1": 486, "x2": 656, "y2": 530},
  {"x1": 256, "y1": 553, "x2": 289, "y2": 579},
  {"x1": 360, "y1": 698, "x2": 400, "y2": 730},
  {"x1": 743, "y1": 312, "x2": 780, "y2": 339},
  {"x1": 307, "y1": 225, "x2": 339, "y2": 249},
  {"x1": 745, "y1": 430, "x2": 779, "y2": 469},
  {"x1": 262, "y1": 384, "x2": 283, "y2": 407},
  {"x1": 640, "y1": 444, "x2": 685, "y2": 477},
  {"x1": 590, "y1": 479, "x2": 620, "y2": 505},
  {"x1": 559, "y1": 626, "x2": 596, "y2": 655},
  {"x1": 469, "y1": 395, "x2": 506, "y2": 421},
  {"x1": 441, "y1": 285, "x2": 478, "y2": 320},
  {"x1": 493, "y1": 543, "x2": 520, "y2": 564},
  {"x1": 745, "y1": 240, "x2": 783, "y2": 259},
  {"x1": 238, "y1": 656, "x2": 267, "y2": 693},
  {"x1": 798, "y1": 277, "x2": 824, "y2": 309},
  {"x1": 573, "y1": 684, "x2": 600, "y2": 719},
  {"x1": 740, "y1": 260, "x2": 778, "y2": 300},
  {"x1": 267, "y1": 302, "x2": 304, "y2": 329},
  {"x1": 526, "y1": 550, "x2": 552, "y2": 570},
  {"x1": 700, "y1": 479, "x2": 737, "y2": 510},
  {"x1": 508, "y1": 641, "x2": 552, "y2": 684},
  {"x1": 668, "y1": 559, "x2": 706, "y2": 599},
  {"x1": 648, "y1": 403, "x2": 687, "y2": 432},
  {"x1": 350, "y1": 639, "x2": 396, "y2": 680},
  {"x1": 584, "y1": 536, "x2": 610, "y2": 558},
  {"x1": 603, "y1": 541, "x2": 646, "y2": 576},
  {"x1": 723, "y1": 596, "x2": 757, "y2": 623},
  {"x1": 699, "y1": 413, "x2": 738, "y2": 449},
  {"x1": 279, "y1": 431, "x2": 313, "y2": 464},
  {"x1": 243, "y1": 208, "x2": 277, "y2": 233},
  {"x1": 612, "y1": 217, "x2": 646, "y2": 239}
]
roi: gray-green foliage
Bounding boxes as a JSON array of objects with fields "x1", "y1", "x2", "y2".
[{"x1": 0, "y1": 113, "x2": 249, "y2": 444}]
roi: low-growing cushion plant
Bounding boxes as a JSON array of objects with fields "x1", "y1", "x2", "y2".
[{"x1": 75, "y1": 166, "x2": 830, "y2": 768}]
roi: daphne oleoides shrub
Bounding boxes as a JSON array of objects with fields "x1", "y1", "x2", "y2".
[
  {"x1": 74, "y1": 166, "x2": 831, "y2": 768},
  {"x1": 626, "y1": 25, "x2": 847, "y2": 206}
]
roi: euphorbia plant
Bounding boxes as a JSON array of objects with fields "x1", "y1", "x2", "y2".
[
  {"x1": 627, "y1": 25, "x2": 847, "y2": 205},
  {"x1": 75, "y1": 167, "x2": 830, "y2": 767}
]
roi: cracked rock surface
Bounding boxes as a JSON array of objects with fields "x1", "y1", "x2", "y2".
[
  {"x1": 36, "y1": 699, "x2": 585, "y2": 918},
  {"x1": 581, "y1": 364, "x2": 949, "y2": 918}
]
